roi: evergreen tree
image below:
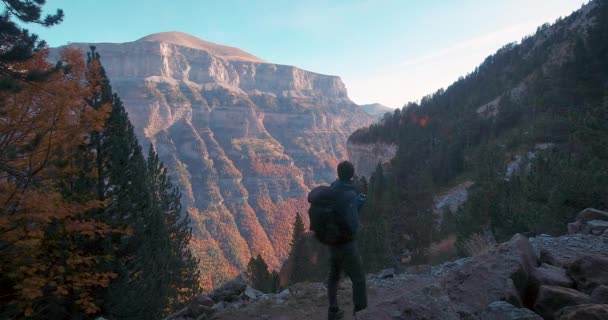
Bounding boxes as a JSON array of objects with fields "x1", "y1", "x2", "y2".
[
  {"x1": 359, "y1": 164, "x2": 392, "y2": 271},
  {"x1": 287, "y1": 213, "x2": 310, "y2": 285},
  {"x1": 0, "y1": 0, "x2": 64, "y2": 90},
  {"x1": 147, "y1": 146, "x2": 200, "y2": 310},
  {"x1": 83, "y1": 48, "x2": 193, "y2": 319},
  {"x1": 246, "y1": 255, "x2": 279, "y2": 293}
]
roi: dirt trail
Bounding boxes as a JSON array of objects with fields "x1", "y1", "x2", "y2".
[{"x1": 215, "y1": 276, "x2": 434, "y2": 320}]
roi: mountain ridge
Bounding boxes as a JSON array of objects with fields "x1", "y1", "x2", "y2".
[
  {"x1": 50, "y1": 33, "x2": 374, "y2": 290},
  {"x1": 137, "y1": 31, "x2": 265, "y2": 63}
]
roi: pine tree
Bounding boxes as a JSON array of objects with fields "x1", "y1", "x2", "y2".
[
  {"x1": 0, "y1": 0, "x2": 64, "y2": 91},
  {"x1": 147, "y1": 145, "x2": 200, "y2": 310},
  {"x1": 83, "y1": 48, "x2": 173, "y2": 319},
  {"x1": 246, "y1": 254, "x2": 279, "y2": 293},
  {"x1": 359, "y1": 164, "x2": 392, "y2": 272},
  {"x1": 287, "y1": 213, "x2": 310, "y2": 285}
]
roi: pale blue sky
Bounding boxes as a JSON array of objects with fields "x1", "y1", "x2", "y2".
[{"x1": 25, "y1": 0, "x2": 587, "y2": 108}]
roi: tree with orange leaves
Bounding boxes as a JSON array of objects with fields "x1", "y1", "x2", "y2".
[{"x1": 0, "y1": 47, "x2": 119, "y2": 318}]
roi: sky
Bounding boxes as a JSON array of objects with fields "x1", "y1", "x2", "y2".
[{"x1": 24, "y1": 0, "x2": 588, "y2": 108}]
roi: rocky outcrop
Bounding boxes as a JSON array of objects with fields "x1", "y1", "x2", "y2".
[
  {"x1": 166, "y1": 217, "x2": 608, "y2": 320},
  {"x1": 555, "y1": 304, "x2": 608, "y2": 320},
  {"x1": 592, "y1": 285, "x2": 608, "y2": 304},
  {"x1": 209, "y1": 277, "x2": 248, "y2": 303},
  {"x1": 568, "y1": 208, "x2": 608, "y2": 235},
  {"x1": 433, "y1": 180, "x2": 475, "y2": 224},
  {"x1": 567, "y1": 255, "x2": 608, "y2": 294},
  {"x1": 346, "y1": 141, "x2": 397, "y2": 178},
  {"x1": 51, "y1": 32, "x2": 374, "y2": 289},
  {"x1": 533, "y1": 285, "x2": 593, "y2": 319},
  {"x1": 440, "y1": 234, "x2": 539, "y2": 316}
]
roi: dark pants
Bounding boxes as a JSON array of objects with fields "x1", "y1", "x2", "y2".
[{"x1": 328, "y1": 241, "x2": 367, "y2": 313}]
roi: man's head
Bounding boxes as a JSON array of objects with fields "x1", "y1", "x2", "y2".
[{"x1": 337, "y1": 161, "x2": 355, "y2": 181}]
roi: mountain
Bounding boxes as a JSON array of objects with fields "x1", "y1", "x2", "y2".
[
  {"x1": 51, "y1": 31, "x2": 374, "y2": 289},
  {"x1": 359, "y1": 103, "x2": 394, "y2": 119},
  {"x1": 348, "y1": 0, "x2": 608, "y2": 270}
]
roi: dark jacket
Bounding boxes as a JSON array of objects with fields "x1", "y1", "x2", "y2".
[{"x1": 330, "y1": 179, "x2": 362, "y2": 238}]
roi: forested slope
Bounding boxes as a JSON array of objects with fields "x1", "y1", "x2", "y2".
[{"x1": 348, "y1": 0, "x2": 608, "y2": 270}]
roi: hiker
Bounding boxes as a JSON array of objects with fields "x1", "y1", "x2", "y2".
[{"x1": 307, "y1": 161, "x2": 367, "y2": 319}]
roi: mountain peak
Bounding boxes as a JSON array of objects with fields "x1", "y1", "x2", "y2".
[{"x1": 137, "y1": 31, "x2": 265, "y2": 63}]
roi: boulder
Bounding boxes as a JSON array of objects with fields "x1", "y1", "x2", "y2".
[
  {"x1": 480, "y1": 301, "x2": 542, "y2": 320},
  {"x1": 378, "y1": 268, "x2": 395, "y2": 279},
  {"x1": 567, "y1": 255, "x2": 608, "y2": 294},
  {"x1": 556, "y1": 304, "x2": 608, "y2": 320},
  {"x1": 277, "y1": 288, "x2": 291, "y2": 300},
  {"x1": 242, "y1": 285, "x2": 263, "y2": 301},
  {"x1": 529, "y1": 263, "x2": 573, "y2": 292},
  {"x1": 591, "y1": 285, "x2": 608, "y2": 304},
  {"x1": 440, "y1": 234, "x2": 539, "y2": 316},
  {"x1": 209, "y1": 277, "x2": 248, "y2": 302},
  {"x1": 567, "y1": 221, "x2": 581, "y2": 234},
  {"x1": 533, "y1": 285, "x2": 593, "y2": 319},
  {"x1": 187, "y1": 294, "x2": 215, "y2": 318},
  {"x1": 588, "y1": 220, "x2": 608, "y2": 235},
  {"x1": 539, "y1": 249, "x2": 562, "y2": 268},
  {"x1": 576, "y1": 208, "x2": 608, "y2": 222}
]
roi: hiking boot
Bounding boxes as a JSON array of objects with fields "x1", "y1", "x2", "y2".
[{"x1": 328, "y1": 309, "x2": 344, "y2": 320}]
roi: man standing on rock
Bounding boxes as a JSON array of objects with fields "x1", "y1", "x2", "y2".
[{"x1": 326, "y1": 161, "x2": 368, "y2": 319}]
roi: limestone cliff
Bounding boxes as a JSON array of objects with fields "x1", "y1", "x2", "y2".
[
  {"x1": 346, "y1": 141, "x2": 397, "y2": 179},
  {"x1": 51, "y1": 31, "x2": 374, "y2": 289}
]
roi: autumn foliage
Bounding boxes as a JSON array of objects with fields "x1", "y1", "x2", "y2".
[{"x1": 0, "y1": 48, "x2": 117, "y2": 317}]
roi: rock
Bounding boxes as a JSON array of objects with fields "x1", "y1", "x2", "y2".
[
  {"x1": 588, "y1": 220, "x2": 608, "y2": 235},
  {"x1": 277, "y1": 289, "x2": 291, "y2": 300},
  {"x1": 533, "y1": 285, "x2": 593, "y2": 319},
  {"x1": 209, "y1": 277, "x2": 248, "y2": 302},
  {"x1": 187, "y1": 294, "x2": 215, "y2": 318},
  {"x1": 406, "y1": 265, "x2": 432, "y2": 274},
  {"x1": 576, "y1": 208, "x2": 608, "y2": 222},
  {"x1": 555, "y1": 304, "x2": 608, "y2": 320},
  {"x1": 243, "y1": 285, "x2": 263, "y2": 301},
  {"x1": 530, "y1": 233, "x2": 608, "y2": 266},
  {"x1": 567, "y1": 255, "x2": 608, "y2": 294},
  {"x1": 591, "y1": 285, "x2": 608, "y2": 304},
  {"x1": 539, "y1": 249, "x2": 563, "y2": 268},
  {"x1": 480, "y1": 301, "x2": 542, "y2": 320},
  {"x1": 378, "y1": 268, "x2": 395, "y2": 279},
  {"x1": 212, "y1": 301, "x2": 227, "y2": 312},
  {"x1": 529, "y1": 263, "x2": 573, "y2": 292},
  {"x1": 259, "y1": 294, "x2": 273, "y2": 302},
  {"x1": 441, "y1": 233, "x2": 539, "y2": 316},
  {"x1": 567, "y1": 221, "x2": 581, "y2": 234}
]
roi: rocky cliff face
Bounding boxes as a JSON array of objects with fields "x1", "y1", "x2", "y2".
[
  {"x1": 346, "y1": 141, "x2": 397, "y2": 178},
  {"x1": 52, "y1": 31, "x2": 374, "y2": 289}
]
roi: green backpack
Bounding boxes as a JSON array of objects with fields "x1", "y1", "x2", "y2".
[{"x1": 307, "y1": 185, "x2": 353, "y2": 245}]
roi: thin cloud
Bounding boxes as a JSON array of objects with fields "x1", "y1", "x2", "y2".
[{"x1": 399, "y1": 18, "x2": 553, "y2": 68}]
